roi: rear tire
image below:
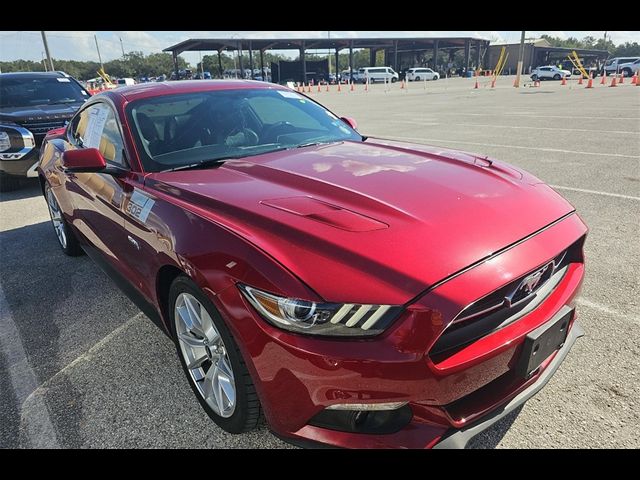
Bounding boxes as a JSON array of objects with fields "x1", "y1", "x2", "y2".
[
  {"x1": 168, "y1": 276, "x2": 263, "y2": 434},
  {"x1": 415, "y1": 76, "x2": 421, "y2": 82},
  {"x1": 531, "y1": 74, "x2": 539, "y2": 81},
  {"x1": 553, "y1": 74, "x2": 561, "y2": 80},
  {"x1": 391, "y1": 77, "x2": 397, "y2": 83}
]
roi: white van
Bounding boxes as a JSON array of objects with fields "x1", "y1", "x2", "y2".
[
  {"x1": 356, "y1": 67, "x2": 399, "y2": 84},
  {"x1": 406, "y1": 68, "x2": 440, "y2": 82},
  {"x1": 116, "y1": 78, "x2": 136, "y2": 87}
]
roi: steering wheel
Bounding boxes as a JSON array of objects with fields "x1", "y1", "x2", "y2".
[{"x1": 262, "y1": 121, "x2": 295, "y2": 142}]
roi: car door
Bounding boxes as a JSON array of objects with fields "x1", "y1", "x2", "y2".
[{"x1": 63, "y1": 101, "x2": 132, "y2": 270}]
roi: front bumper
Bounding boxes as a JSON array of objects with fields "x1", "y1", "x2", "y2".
[
  {"x1": 208, "y1": 214, "x2": 587, "y2": 448},
  {"x1": 433, "y1": 320, "x2": 584, "y2": 448},
  {"x1": 0, "y1": 148, "x2": 40, "y2": 178}
]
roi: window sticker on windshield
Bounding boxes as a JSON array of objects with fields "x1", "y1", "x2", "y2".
[
  {"x1": 81, "y1": 91, "x2": 88, "y2": 95},
  {"x1": 277, "y1": 90, "x2": 303, "y2": 99},
  {"x1": 127, "y1": 189, "x2": 155, "y2": 223},
  {"x1": 84, "y1": 106, "x2": 109, "y2": 149},
  {"x1": 56, "y1": 78, "x2": 71, "y2": 82}
]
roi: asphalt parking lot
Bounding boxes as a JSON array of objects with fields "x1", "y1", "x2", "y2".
[{"x1": 1, "y1": 75, "x2": 638, "y2": 448}]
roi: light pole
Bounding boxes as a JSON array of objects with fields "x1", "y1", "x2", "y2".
[
  {"x1": 328, "y1": 31, "x2": 331, "y2": 76},
  {"x1": 515, "y1": 30, "x2": 525, "y2": 88}
]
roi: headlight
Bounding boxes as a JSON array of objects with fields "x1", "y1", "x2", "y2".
[
  {"x1": 0, "y1": 131, "x2": 10, "y2": 152},
  {"x1": 238, "y1": 284, "x2": 402, "y2": 337}
]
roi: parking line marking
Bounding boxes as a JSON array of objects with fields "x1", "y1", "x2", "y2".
[
  {"x1": 577, "y1": 298, "x2": 640, "y2": 326},
  {"x1": 0, "y1": 286, "x2": 60, "y2": 448},
  {"x1": 381, "y1": 135, "x2": 640, "y2": 159},
  {"x1": 20, "y1": 314, "x2": 144, "y2": 412},
  {"x1": 413, "y1": 112, "x2": 640, "y2": 121},
  {"x1": 549, "y1": 185, "x2": 640, "y2": 201},
  {"x1": 412, "y1": 122, "x2": 640, "y2": 136}
]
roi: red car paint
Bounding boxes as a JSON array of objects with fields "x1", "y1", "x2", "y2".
[{"x1": 38, "y1": 80, "x2": 587, "y2": 448}]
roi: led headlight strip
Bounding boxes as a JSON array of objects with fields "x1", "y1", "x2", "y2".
[{"x1": 238, "y1": 284, "x2": 402, "y2": 337}]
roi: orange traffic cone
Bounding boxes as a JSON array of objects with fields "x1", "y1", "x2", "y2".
[
  {"x1": 631, "y1": 71, "x2": 638, "y2": 84},
  {"x1": 561, "y1": 76, "x2": 567, "y2": 86},
  {"x1": 326, "y1": 83, "x2": 329, "y2": 92},
  {"x1": 600, "y1": 71, "x2": 606, "y2": 85},
  {"x1": 513, "y1": 76, "x2": 519, "y2": 88},
  {"x1": 337, "y1": 82, "x2": 341, "y2": 92},
  {"x1": 307, "y1": 83, "x2": 311, "y2": 93},
  {"x1": 364, "y1": 80, "x2": 368, "y2": 92},
  {"x1": 491, "y1": 77, "x2": 496, "y2": 88},
  {"x1": 585, "y1": 74, "x2": 594, "y2": 89},
  {"x1": 350, "y1": 81, "x2": 354, "y2": 92},
  {"x1": 610, "y1": 75, "x2": 617, "y2": 87},
  {"x1": 578, "y1": 76, "x2": 583, "y2": 85},
  {"x1": 400, "y1": 79, "x2": 405, "y2": 89},
  {"x1": 474, "y1": 77, "x2": 479, "y2": 89},
  {"x1": 618, "y1": 73, "x2": 624, "y2": 84}
]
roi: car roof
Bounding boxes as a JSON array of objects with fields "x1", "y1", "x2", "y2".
[
  {"x1": 99, "y1": 79, "x2": 290, "y2": 104},
  {"x1": 0, "y1": 71, "x2": 68, "y2": 80}
]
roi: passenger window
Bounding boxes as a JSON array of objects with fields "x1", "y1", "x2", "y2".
[{"x1": 71, "y1": 103, "x2": 127, "y2": 167}]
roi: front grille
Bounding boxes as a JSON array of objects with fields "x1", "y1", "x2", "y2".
[
  {"x1": 430, "y1": 235, "x2": 585, "y2": 360},
  {"x1": 21, "y1": 118, "x2": 69, "y2": 145}
]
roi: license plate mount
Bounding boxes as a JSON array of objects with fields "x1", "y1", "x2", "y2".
[{"x1": 516, "y1": 306, "x2": 573, "y2": 379}]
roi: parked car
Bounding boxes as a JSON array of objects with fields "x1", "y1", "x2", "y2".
[
  {"x1": 116, "y1": 78, "x2": 136, "y2": 87},
  {"x1": 0, "y1": 71, "x2": 90, "y2": 190},
  {"x1": 617, "y1": 58, "x2": 640, "y2": 77},
  {"x1": 601, "y1": 57, "x2": 640, "y2": 77},
  {"x1": 406, "y1": 67, "x2": 440, "y2": 82},
  {"x1": 356, "y1": 66, "x2": 399, "y2": 84},
  {"x1": 38, "y1": 80, "x2": 586, "y2": 449},
  {"x1": 340, "y1": 70, "x2": 353, "y2": 83},
  {"x1": 530, "y1": 66, "x2": 572, "y2": 81}
]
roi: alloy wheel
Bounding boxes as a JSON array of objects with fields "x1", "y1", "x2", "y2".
[
  {"x1": 46, "y1": 187, "x2": 67, "y2": 249},
  {"x1": 174, "y1": 292, "x2": 236, "y2": 418}
]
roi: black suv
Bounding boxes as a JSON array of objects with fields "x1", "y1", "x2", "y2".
[{"x1": 0, "y1": 71, "x2": 90, "y2": 190}]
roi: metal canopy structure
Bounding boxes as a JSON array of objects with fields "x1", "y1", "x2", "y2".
[{"x1": 163, "y1": 37, "x2": 490, "y2": 82}]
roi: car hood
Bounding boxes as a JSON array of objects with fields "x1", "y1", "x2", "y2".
[
  {"x1": 149, "y1": 139, "x2": 574, "y2": 304},
  {"x1": 0, "y1": 103, "x2": 83, "y2": 124}
]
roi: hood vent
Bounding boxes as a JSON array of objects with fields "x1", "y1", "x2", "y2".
[{"x1": 261, "y1": 196, "x2": 388, "y2": 232}]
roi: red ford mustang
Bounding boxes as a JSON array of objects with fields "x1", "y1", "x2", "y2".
[{"x1": 38, "y1": 80, "x2": 587, "y2": 448}]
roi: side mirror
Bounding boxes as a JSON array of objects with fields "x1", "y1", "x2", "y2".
[
  {"x1": 62, "y1": 148, "x2": 107, "y2": 172},
  {"x1": 341, "y1": 116, "x2": 358, "y2": 130}
]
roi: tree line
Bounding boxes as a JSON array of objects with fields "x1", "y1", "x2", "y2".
[{"x1": 1, "y1": 37, "x2": 638, "y2": 81}]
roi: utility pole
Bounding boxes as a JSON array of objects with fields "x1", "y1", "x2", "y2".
[
  {"x1": 515, "y1": 30, "x2": 525, "y2": 88},
  {"x1": 94, "y1": 34, "x2": 104, "y2": 70},
  {"x1": 120, "y1": 37, "x2": 125, "y2": 58},
  {"x1": 41, "y1": 31, "x2": 54, "y2": 72}
]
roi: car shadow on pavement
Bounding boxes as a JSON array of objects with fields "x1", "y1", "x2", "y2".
[
  {"x1": 466, "y1": 406, "x2": 523, "y2": 448},
  {"x1": 0, "y1": 180, "x2": 42, "y2": 203}
]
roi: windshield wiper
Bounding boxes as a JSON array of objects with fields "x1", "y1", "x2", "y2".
[
  {"x1": 49, "y1": 99, "x2": 79, "y2": 105},
  {"x1": 293, "y1": 140, "x2": 335, "y2": 149},
  {"x1": 162, "y1": 158, "x2": 229, "y2": 172}
]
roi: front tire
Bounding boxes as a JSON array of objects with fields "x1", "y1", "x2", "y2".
[
  {"x1": 169, "y1": 276, "x2": 262, "y2": 434},
  {"x1": 45, "y1": 183, "x2": 83, "y2": 256},
  {"x1": 531, "y1": 74, "x2": 539, "y2": 81},
  {"x1": 553, "y1": 74, "x2": 561, "y2": 80},
  {"x1": 391, "y1": 77, "x2": 397, "y2": 83}
]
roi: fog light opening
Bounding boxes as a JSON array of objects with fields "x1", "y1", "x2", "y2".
[{"x1": 309, "y1": 403, "x2": 412, "y2": 434}]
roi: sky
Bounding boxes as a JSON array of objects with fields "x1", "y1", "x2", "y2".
[{"x1": 1, "y1": 31, "x2": 639, "y2": 66}]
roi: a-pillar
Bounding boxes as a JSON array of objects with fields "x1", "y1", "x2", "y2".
[
  {"x1": 217, "y1": 50, "x2": 223, "y2": 78},
  {"x1": 335, "y1": 48, "x2": 340, "y2": 77},
  {"x1": 248, "y1": 41, "x2": 254, "y2": 78},
  {"x1": 237, "y1": 41, "x2": 243, "y2": 74}
]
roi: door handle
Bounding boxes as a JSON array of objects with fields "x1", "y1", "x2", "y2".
[{"x1": 127, "y1": 235, "x2": 140, "y2": 250}]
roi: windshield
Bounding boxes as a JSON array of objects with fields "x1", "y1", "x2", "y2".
[
  {"x1": 0, "y1": 76, "x2": 88, "y2": 108},
  {"x1": 126, "y1": 88, "x2": 363, "y2": 172}
]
